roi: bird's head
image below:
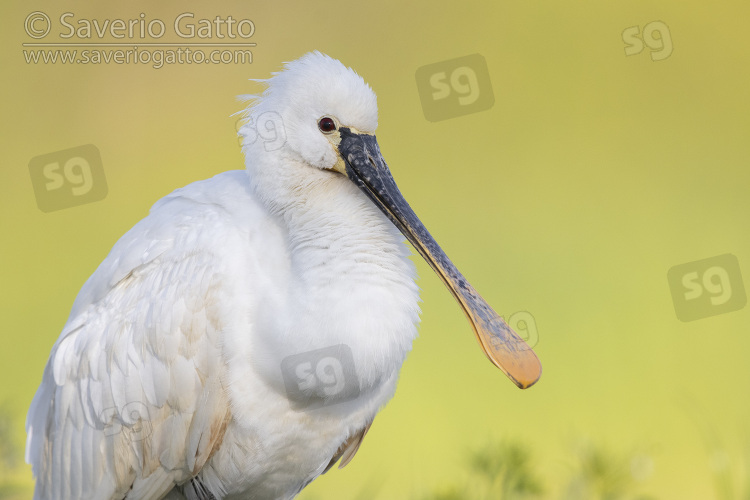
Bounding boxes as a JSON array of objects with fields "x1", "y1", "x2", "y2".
[
  {"x1": 239, "y1": 52, "x2": 542, "y2": 389},
  {"x1": 239, "y1": 51, "x2": 377, "y2": 172}
]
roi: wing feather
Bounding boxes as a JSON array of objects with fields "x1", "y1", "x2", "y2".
[
  {"x1": 26, "y1": 182, "x2": 245, "y2": 500},
  {"x1": 323, "y1": 421, "x2": 373, "y2": 474}
]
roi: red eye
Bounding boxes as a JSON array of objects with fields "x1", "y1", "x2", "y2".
[{"x1": 318, "y1": 117, "x2": 336, "y2": 133}]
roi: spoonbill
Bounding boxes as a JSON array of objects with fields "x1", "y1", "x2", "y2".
[{"x1": 26, "y1": 51, "x2": 541, "y2": 500}]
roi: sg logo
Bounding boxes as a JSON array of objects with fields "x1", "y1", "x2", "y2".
[
  {"x1": 281, "y1": 344, "x2": 360, "y2": 411},
  {"x1": 667, "y1": 254, "x2": 746, "y2": 322},
  {"x1": 500, "y1": 311, "x2": 540, "y2": 349},
  {"x1": 622, "y1": 21, "x2": 673, "y2": 61},
  {"x1": 415, "y1": 54, "x2": 494, "y2": 122},
  {"x1": 99, "y1": 401, "x2": 152, "y2": 442},
  {"x1": 236, "y1": 111, "x2": 287, "y2": 151},
  {"x1": 28, "y1": 144, "x2": 107, "y2": 212}
]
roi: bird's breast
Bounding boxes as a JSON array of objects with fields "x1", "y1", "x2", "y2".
[
  {"x1": 210, "y1": 201, "x2": 422, "y2": 495},
  {"x1": 218, "y1": 182, "x2": 422, "y2": 416},
  {"x1": 255, "y1": 226, "x2": 421, "y2": 400}
]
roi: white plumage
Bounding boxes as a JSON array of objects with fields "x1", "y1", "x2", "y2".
[
  {"x1": 27, "y1": 51, "x2": 540, "y2": 500},
  {"x1": 27, "y1": 52, "x2": 419, "y2": 500}
]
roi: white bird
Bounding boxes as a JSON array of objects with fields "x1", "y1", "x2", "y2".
[{"x1": 26, "y1": 52, "x2": 541, "y2": 500}]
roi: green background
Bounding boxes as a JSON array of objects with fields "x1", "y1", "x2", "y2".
[{"x1": 1, "y1": 1, "x2": 748, "y2": 498}]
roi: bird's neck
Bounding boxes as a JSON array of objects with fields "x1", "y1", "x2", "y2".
[
  {"x1": 290, "y1": 175, "x2": 420, "y2": 381},
  {"x1": 243, "y1": 161, "x2": 420, "y2": 393},
  {"x1": 246, "y1": 155, "x2": 410, "y2": 285},
  {"x1": 286, "y1": 173, "x2": 408, "y2": 286}
]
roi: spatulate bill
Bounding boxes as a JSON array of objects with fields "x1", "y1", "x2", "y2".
[{"x1": 336, "y1": 128, "x2": 542, "y2": 389}]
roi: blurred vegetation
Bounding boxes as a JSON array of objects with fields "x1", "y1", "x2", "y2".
[
  {"x1": 703, "y1": 436, "x2": 750, "y2": 500},
  {"x1": 420, "y1": 439, "x2": 658, "y2": 500},
  {"x1": 5, "y1": 424, "x2": 750, "y2": 499},
  {"x1": 0, "y1": 404, "x2": 25, "y2": 499},
  {"x1": 469, "y1": 441, "x2": 544, "y2": 499},
  {"x1": 684, "y1": 400, "x2": 750, "y2": 500},
  {"x1": 561, "y1": 441, "x2": 655, "y2": 500}
]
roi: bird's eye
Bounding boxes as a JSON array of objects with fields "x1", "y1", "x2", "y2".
[{"x1": 318, "y1": 117, "x2": 337, "y2": 134}]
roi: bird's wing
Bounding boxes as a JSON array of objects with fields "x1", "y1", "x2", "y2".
[
  {"x1": 25, "y1": 179, "x2": 251, "y2": 500},
  {"x1": 323, "y1": 420, "x2": 372, "y2": 474}
]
